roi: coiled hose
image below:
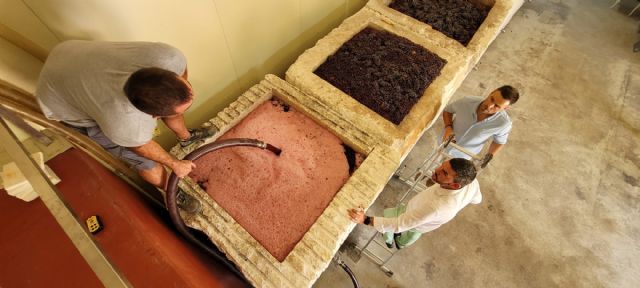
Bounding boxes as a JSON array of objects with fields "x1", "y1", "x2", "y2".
[
  {"x1": 166, "y1": 138, "x2": 281, "y2": 283},
  {"x1": 335, "y1": 256, "x2": 360, "y2": 288}
]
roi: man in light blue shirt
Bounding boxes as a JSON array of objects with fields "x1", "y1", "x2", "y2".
[{"x1": 442, "y1": 86, "x2": 520, "y2": 166}]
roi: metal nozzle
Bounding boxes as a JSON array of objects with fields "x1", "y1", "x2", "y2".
[
  {"x1": 176, "y1": 189, "x2": 202, "y2": 214},
  {"x1": 265, "y1": 143, "x2": 282, "y2": 156}
]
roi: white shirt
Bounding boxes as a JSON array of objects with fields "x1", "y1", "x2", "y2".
[{"x1": 373, "y1": 179, "x2": 482, "y2": 233}]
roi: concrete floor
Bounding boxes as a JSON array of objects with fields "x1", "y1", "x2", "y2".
[{"x1": 314, "y1": 1, "x2": 640, "y2": 287}]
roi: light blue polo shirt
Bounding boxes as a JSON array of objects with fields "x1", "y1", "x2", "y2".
[{"x1": 444, "y1": 96, "x2": 512, "y2": 159}]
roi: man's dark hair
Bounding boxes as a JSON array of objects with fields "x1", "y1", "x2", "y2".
[
  {"x1": 123, "y1": 67, "x2": 191, "y2": 116},
  {"x1": 449, "y1": 158, "x2": 477, "y2": 187},
  {"x1": 497, "y1": 85, "x2": 519, "y2": 105}
]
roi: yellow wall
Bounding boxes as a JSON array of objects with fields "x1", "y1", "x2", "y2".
[
  {"x1": 0, "y1": 36, "x2": 45, "y2": 142},
  {"x1": 0, "y1": 0, "x2": 367, "y2": 147}
]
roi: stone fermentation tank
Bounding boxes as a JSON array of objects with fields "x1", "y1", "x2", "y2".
[{"x1": 171, "y1": 75, "x2": 399, "y2": 287}]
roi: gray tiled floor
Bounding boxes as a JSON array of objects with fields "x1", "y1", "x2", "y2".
[{"x1": 314, "y1": 1, "x2": 640, "y2": 287}]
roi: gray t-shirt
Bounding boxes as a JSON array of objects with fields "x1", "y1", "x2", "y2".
[{"x1": 36, "y1": 40, "x2": 187, "y2": 147}]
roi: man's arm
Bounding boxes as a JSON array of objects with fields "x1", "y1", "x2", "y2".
[
  {"x1": 128, "y1": 140, "x2": 195, "y2": 178},
  {"x1": 162, "y1": 115, "x2": 190, "y2": 140},
  {"x1": 348, "y1": 204, "x2": 438, "y2": 234},
  {"x1": 372, "y1": 208, "x2": 437, "y2": 233},
  {"x1": 483, "y1": 125, "x2": 510, "y2": 166},
  {"x1": 488, "y1": 142, "x2": 504, "y2": 155},
  {"x1": 163, "y1": 66, "x2": 191, "y2": 140},
  {"x1": 442, "y1": 111, "x2": 455, "y2": 142},
  {"x1": 480, "y1": 123, "x2": 510, "y2": 168}
]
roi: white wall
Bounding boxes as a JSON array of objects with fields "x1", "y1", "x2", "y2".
[{"x1": 0, "y1": 0, "x2": 367, "y2": 147}]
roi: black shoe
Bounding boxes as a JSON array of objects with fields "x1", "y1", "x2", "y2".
[
  {"x1": 393, "y1": 233, "x2": 402, "y2": 250},
  {"x1": 385, "y1": 240, "x2": 394, "y2": 249},
  {"x1": 176, "y1": 189, "x2": 202, "y2": 214},
  {"x1": 179, "y1": 127, "x2": 218, "y2": 147},
  {"x1": 385, "y1": 233, "x2": 401, "y2": 249}
]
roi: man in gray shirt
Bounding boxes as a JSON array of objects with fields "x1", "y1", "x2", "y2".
[
  {"x1": 442, "y1": 85, "x2": 520, "y2": 166},
  {"x1": 37, "y1": 40, "x2": 212, "y2": 188}
]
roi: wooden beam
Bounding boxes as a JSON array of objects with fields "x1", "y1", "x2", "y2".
[
  {"x1": 0, "y1": 81, "x2": 164, "y2": 206},
  {"x1": 0, "y1": 117, "x2": 131, "y2": 287},
  {"x1": 0, "y1": 104, "x2": 53, "y2": 145}
]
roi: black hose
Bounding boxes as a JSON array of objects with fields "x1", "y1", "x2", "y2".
[
  {"x1": 166, "y1": 138, "x2": 281, "y2": 283},
  {"x1": 336, "y1": 259, "x2": 360, "y2": 288}
]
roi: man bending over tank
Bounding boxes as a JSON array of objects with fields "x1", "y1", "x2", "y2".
[{"x1": 36, "y1": 40, "x2": 214, "y2": 189}]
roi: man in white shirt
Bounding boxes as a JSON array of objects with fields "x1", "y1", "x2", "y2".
[{"x1": 349, "y1": 158, "x2": 480, "y2": 249}]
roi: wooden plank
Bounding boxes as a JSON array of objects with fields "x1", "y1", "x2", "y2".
[
  {"x1": 0, "y1": 117, "x2": 131, "y2": 288},
  {"x1": 0, "y1": 82, "x2": 164, "y2": 206},
  {"x1": 0, "y1": 104, "x2": 52, "y2": 145}
]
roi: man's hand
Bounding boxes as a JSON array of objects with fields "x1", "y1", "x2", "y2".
[
  {"x1": 443, "y1": 126, "x2": 455, "y2": 143},
  {"x1": 348, "y1": 208, "x2": 365, "y2": 224},
  {"x1": 442, "y1": 111, "x2": 455, "y2": 143},
  {"x1": 480, "y1": 153, "x2": 493, "y2": 168},
  {"x1": 170, "y1": 159, "x2": 196, "y2": 178}
]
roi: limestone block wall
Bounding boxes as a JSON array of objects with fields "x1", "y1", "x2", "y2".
[
  {"x1": 286, "y1": 8, "x2": 468, "y2": 159},
  {"x1": 170, "y1": 75, "x2": 399, "y2": 288},
  {"x1": 287, "y1": 2, "x2": 523, "y2": 160},
  {"x1": 366, "y1": 0, "x2": 525, "y2": 72}
]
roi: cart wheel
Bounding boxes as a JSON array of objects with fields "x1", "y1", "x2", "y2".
[{"x1": 381, "y1": 266, "x2": 394, "y2": 277}]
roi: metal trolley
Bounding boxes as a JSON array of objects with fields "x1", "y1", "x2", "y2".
[{"x1": 354, "y1": 136, "x2": 484, "y2": 277}]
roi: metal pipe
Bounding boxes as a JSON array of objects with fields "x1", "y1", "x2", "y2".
[{"x1": 166, "y1": 138, "x2": 281, "y2": 284}]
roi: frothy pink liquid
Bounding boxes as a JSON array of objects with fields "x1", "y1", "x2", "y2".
[{"x1": 190, "y1": 100, "x2": 351, "y2": 262}]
